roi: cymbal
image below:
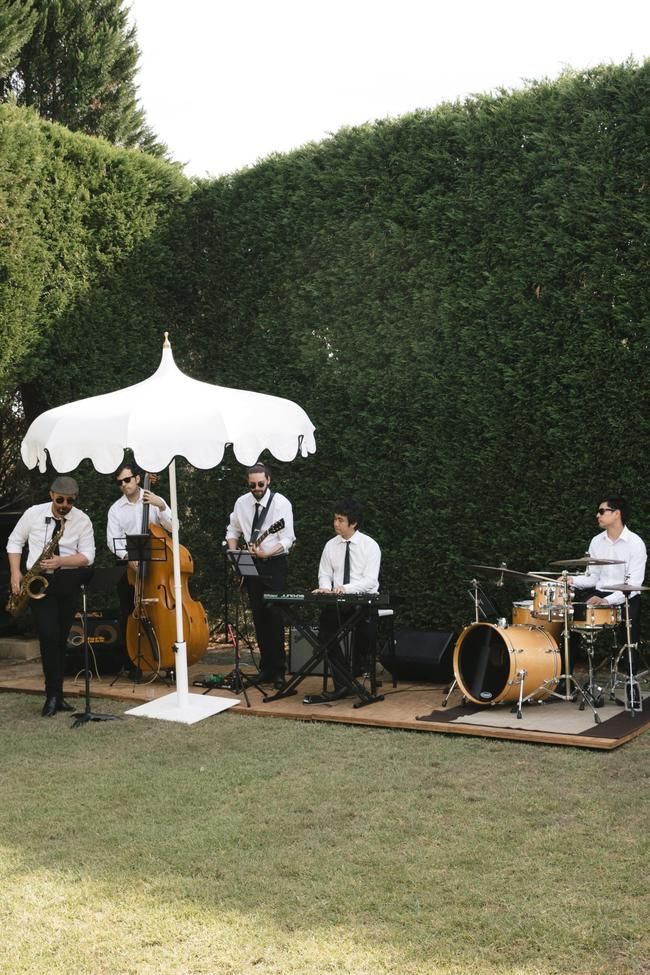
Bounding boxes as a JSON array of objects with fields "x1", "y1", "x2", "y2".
[
  {"x1": 468, "y1": 564, "x2": 557, "y2": 583},
  {"x1": 604, "y1": 584, "x2": 650, "y2": 593},
  {"x1": 549, "y1": 557, "x2": 625, "y2": 566}
]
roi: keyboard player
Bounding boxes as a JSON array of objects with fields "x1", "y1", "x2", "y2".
[{"x1": 305, "y1": 499, "x2": 382, "y2": 704}]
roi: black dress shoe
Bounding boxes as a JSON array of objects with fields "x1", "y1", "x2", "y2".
[
  {"x1": 256, "y1": 670, "x2": 276, "y2": 683},
  {"x1": 56, "y1": 698, "x2": 75, "y2": 712},
  {"x1": 326, "y1": 687, "x2": 350, "y2": 701},
  {"x1": 41, "y1": 697, "x2": 58, "y2": 717}
]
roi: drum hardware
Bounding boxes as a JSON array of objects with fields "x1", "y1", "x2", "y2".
[
  {"x1": 468, "y1": 564, "x2": 558, "y2": 584},
  {"x1": 521, "y1": 571, "x2": 603, "y2": 723},
  {"x1": 604, "y1": 586, "x2": 650, "y2": 715}
]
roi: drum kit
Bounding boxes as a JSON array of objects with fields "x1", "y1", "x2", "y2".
[{"x1": 444, "y1": 556, "x2": 648, "y2": 723}]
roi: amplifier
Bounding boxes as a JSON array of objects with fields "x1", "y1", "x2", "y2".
[
  {"x1": 65, "y1": 612, "x2": 124, "y2": 674},
  {"x1": 288, "y1": 627, "x2": 354, "y2": 676}
]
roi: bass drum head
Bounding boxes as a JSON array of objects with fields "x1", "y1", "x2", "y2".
[{"x1": 453, "y1": 623, "x2": 559, "y2": 705}]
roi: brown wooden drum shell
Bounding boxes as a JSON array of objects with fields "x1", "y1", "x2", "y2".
[
  {"x1": 571, "y1": 604, "x2": 621, "y2": 629},
  {"x1": 512, "y1": 601, "x2": 563, "y2": 642},
  {"x1": 453, "y1": 623, "x2": 560, "y2": 705},
  {"x1": 531, "y1": 581, "x2": 572, "y2": 621}
]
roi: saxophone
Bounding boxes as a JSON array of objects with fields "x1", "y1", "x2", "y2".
[{"x1": 5, "y1": 518, "x2": 66, "y2": 617}]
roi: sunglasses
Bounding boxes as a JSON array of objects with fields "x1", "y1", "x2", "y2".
[
  {"x1": 248, "y1": 481, "x2": 267, "y2": 489},
  {"x1": 116, "y1": 476, "x2": 135, "y2": 485},
  {"x1": 53, "y1": 495, "x2": 77, "y2": 505},
  {"x1": 597, "y1": 507, "x2": 615, "y2": 515}
]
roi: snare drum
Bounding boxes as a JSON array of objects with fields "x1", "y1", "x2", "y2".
[
  {"x1": 571, "y1": 603, "x2": 621, "y2": 630},
  {"x1": 531, "y1": 580, "x2": 573, "y2": 621},
  {"x1": 453, "y1": 622, "x2": 560, "y2": 705},
  {"x1": 512, "y1": 600, "x2": 563, "y2": 641}
]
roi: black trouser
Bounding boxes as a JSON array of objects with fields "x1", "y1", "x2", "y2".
[
  {"x1": 318, "y1": 605, "x2": 377, "y2": 690},
  {"x1": 30, "y1": 569, "x2": 86, "y2": 699},
  {"x1": 245, "y1": 555, "x2": 288, "y2": 675},
  {"x1": 570, "y1": 590, "x2": 641, "y2": 670}
]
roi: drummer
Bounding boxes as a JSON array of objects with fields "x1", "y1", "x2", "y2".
[{"x1": 567, "y1": 496, "x2": 646, "y2": 644}]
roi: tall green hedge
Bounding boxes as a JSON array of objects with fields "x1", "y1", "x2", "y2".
[{"x1": 2, "y1": 62, "x2": 649, "y2": 638}]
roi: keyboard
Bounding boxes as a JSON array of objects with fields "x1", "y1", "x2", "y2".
[{"x1": 264, "y1": 591, "x2": 390, "y2": 607}]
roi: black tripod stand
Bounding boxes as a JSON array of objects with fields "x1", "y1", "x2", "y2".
[
  {"x1": 71, "y1": 582, "x2": 121, "y2": 728},
  {"x1": 219, "y1": 550, "x2": 265, "y2": 707}
]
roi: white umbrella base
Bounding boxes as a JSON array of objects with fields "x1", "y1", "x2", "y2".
[{"x1": 125, "y1": 691, "x2": 239, "y2": 724}]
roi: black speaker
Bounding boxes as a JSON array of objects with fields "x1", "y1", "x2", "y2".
[
  {"x1": 381, "y1": 628, "x2": 456, "y2": 682},
  {"x1": 65, "y1": 612, "x2": 124, "y2": 674}
]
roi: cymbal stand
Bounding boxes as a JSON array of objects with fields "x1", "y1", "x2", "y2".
[
  {"x1": 443, "y1": 577, "x2": 483, "y2": 708},
  {"x1": 546, "y1": 572, "x2": 602, "y2": 724},
  {"x1": 608, "y1": 595, "x2": 642, "y2": 714}
]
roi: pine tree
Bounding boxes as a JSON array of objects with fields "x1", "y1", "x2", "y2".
[
  {"x1": 0, "y1": 0, "x2": 37, "y2": 79},
  {"x1": 0, "y1": 0, "x2": 167, "y2": 157}
]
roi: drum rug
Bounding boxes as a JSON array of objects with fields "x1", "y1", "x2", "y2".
[{"x1": 416, "y1": 692, "x2": 650, "y2": 748}]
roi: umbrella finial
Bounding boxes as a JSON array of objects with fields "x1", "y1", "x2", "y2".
[{"x1": 163, "y1": 332, "x2": 171, "y2": 348}]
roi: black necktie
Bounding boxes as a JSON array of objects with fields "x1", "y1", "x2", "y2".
[
  {"x1": 343, "y1": 540, "x2": 351, "y2": 585},
  {"x1": 251, "y1": 502, "x2": 261, "y2": 542}
]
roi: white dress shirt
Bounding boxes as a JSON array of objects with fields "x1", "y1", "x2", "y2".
[
  {"x1": 318, "y1": 530, "x2": 381, "y2": 593},
  {"x1": 571, "y1": 525, "x2": 647, "y2": 605},
  {"x1": 106, "y1": 490, "x2": 173, "y2": 558},
  {"x1": 226, "y1": 489, "x2": 295, "y2": 556},
  {"x1": 7, "y1": 502, "x2": 95, "y2": 570}
]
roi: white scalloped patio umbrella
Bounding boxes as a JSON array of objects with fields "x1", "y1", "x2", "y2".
[{"x1": 21, "y1": 334, "x2": 316, "y2": 724}]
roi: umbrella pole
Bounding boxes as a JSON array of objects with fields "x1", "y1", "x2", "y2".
[{"x1": 169, "y1": 459, "x2": 189, "y2": 708}]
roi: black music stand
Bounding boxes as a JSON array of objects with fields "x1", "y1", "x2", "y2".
[
  {"x1": 71, "y1": 579, "x2": 121, "y2": 728},
  {"x1": 218, "y1": 550, "x2": 265, "y2": 707}
]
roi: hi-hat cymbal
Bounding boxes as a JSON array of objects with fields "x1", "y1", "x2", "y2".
[
  {"x1": 549, "y1": 557, "x2": 625, "y2": 566},
  {"x1": 468, "y1": 564, "x2": 557, "y2": 583},
  {"x1": 604, "y1": 584, "x2": 650, "y2": 592}
]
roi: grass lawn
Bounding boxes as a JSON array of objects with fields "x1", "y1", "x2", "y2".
[{"x1": 1, "y1": 691, "x2": 648, "y2": 975}]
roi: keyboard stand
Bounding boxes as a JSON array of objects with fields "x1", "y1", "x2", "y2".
[{"x1": 262, "y1": 602, "x2": 384, "y2": 708}]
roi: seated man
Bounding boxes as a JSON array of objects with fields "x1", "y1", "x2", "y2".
[
  {"x1": 568, "y1": 495, "x2": 646, "y2": 676},
  {"x1": 306, "y1": 499, "x2": 381, "y2": 703}
]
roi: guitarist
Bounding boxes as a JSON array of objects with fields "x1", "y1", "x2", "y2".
[{"x1": 226, "y1": 463, "x2": 295, "y2": 687}]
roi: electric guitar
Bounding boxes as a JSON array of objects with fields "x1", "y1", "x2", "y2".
[{"x1": 243, "y1": 518, "x2": 285, "y2": 551}]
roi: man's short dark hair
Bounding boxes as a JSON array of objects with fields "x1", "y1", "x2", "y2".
[
  {"x1": 602, "y1": 495, "x2": 628, "y2": 525},
  {"x1": 114, "y1": 462, "x2": 142, "y2": 480},
  {"x1": 247, "y1": 463, "x2": 270, "y2": 478},
  {"x1": 334, "y1": 499, "x2": 363, "y2": 529}
]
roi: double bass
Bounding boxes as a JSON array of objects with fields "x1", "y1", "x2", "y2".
[{"x1": 126, "y1": 473, "x2": 209, "y2": 673}]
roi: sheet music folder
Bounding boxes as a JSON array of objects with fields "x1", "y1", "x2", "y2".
[
  {"x1": 120, "y1": 533, "x2": 168, "y2": 562},
  {"x1": 226, "y1": 550, "x2": 259, "y2": 577}
]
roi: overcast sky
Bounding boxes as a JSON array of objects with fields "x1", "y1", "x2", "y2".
[{"x1": 128, "y1": 0, "x2": 649, "y2": 179}]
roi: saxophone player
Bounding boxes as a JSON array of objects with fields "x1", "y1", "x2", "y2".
[{"x1": 6, "y1": 476, "x2": 95, "y2": 716}]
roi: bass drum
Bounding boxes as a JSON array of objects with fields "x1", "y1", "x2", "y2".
[{"x1": 453, "y1": 623, "x2": 560, "y2": 705}]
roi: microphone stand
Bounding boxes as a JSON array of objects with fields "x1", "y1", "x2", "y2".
[{"x1": 71, "y1": 583, "x2": 121, "y2": 728}]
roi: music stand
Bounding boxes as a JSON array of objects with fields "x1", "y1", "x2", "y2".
[
  {"x1": 71, "y1": 578, "x2": 121, "y2": 728},
  {"x1": 218, "y1": 550, "x2": 265, "y2": 707}
]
